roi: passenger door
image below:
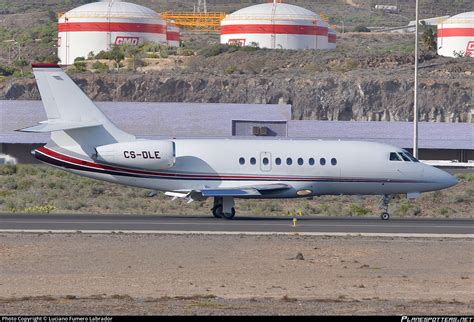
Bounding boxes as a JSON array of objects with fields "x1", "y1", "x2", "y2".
[{"x1": 260, "y1": 152, "x2": 272, "y2": 172}]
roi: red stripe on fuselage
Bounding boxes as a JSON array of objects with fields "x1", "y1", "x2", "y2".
[
  {"x1": 58, "y1": 22, "x2": 166, "y2": 34},
  {"x1": 35, "y1": 146, "x2": 316, "y2": 181},
  {"x1": 221, "y1": 24, "x2": 328, "y2": 36},
  {"x1": 437, "y1": 28, "x2": 474, "y2": 37}
]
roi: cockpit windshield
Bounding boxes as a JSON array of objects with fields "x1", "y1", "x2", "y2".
[{"x1": 389, "y1": 151, "x2": 420, "y2": 162}]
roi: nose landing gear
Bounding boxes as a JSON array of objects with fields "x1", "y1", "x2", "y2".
[{"x1": 380, "y1": 194, "x2": 392, "y2": 220}]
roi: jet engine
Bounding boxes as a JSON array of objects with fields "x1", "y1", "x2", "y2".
[{"x1": 93, "y1": 140, "x2": 176, "y2": 170}]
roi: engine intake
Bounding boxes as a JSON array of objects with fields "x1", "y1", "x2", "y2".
[{"x1": 94, "y1": 140, "x2": 175, "y2": 170}]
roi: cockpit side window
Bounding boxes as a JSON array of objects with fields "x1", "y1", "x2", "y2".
[
  {"x1": 399, "y1": 152, "x2": 411, "y2": 162},
  {"x1": 389, "y1": 152, "x2": 402, "y2": 161},
  {"x1": 403, "y1": 151, "x2": 420, "y2": 162}
]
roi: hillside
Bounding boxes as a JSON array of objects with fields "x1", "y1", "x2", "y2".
[
  {"x1": 1, "y1": 32, "x2": 472, "y2": 122},
  {"x1": 0, "y1": 1, "x2": 472, "y2": 122}
]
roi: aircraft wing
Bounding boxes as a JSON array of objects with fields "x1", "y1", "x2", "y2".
[{"x1": 165, "y1": 183, "x2": 291, "y2": 201}]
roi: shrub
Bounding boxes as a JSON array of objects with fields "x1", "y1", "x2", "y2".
[
  {"x1": 438, "y1": 207, "x2": 450, "y2": 216},
  {"x1": 420, "y1": 23, "x2": 437, "y2": 52},
  {"x1": 95, "y1": 50, "x2": 111, "y2": 60},
  {"x1": 160, "y1": 47, "x2": 169, "y2": 58},
  {"x1": 241, "y1": 42, "x2": 260, "y2": 52},
  {"x1": 199, "y1": 44, "x2": 222, "y2": 57},
  {"x1": 14, "y1": 58, "x2": 29, "y2": 76},
  {"x1": 92, "y1": 61, "x2": 109, "y2": 73},
  {"x1": 141, "y1": 42, "x2": 162, "y2": 53},
  {"x1": 73, "y1": 61, "x2": 87, "y2": 72},
  {"x1": 353, "y1": 25, "x2": 371, "y2": 32},
  {"x1": 74, "y1": 56, "x2": 85, "y2": 62},
  {"x1": 177, "y1": 47, "x2": 194, "y2": 56},
  {"x1": 465, "y1": 173, "x2": 474, "y2": 182},
  {"x1": 109, "y1": 46, "x2": 125, "y2": 71},
  {"x1": 35, "y1": 54, "x2": 59, "y2": 64},
  {"x1": 394, "y1": 200, "x2": 421, "y2": 216},
  {"x1": 0, "y1": 165, "x2": 17, "y2": 175},
  {"x1": 224, "y1": 65, "x2": 237, "y2": 74},
  {"x1": 22, "y1": 204, "x2": 56, "y2": 214},
  {"x1": 349, "y1": 203, "x2": 371, "y2": 216},
  {"x1": 0, "y1": 64, "x2": 18, "y2": 77}
]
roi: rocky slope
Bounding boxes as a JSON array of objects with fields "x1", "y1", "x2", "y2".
[
  {"x1": 1, "y1": 68, "x2": 471, "y2": 123},
  {"x1": 1, "y1": 33, "x2": 472, "y2": 122}
]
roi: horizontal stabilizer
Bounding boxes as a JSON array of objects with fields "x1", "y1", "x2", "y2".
[{"x1": 16, "y1": 119, "x2": 102, "y2": 133}]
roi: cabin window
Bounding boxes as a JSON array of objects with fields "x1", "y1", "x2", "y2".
[
  {"x1": 239, "y1": 157, "x2": 245, "y2": 165},
  {"x1": 250, "y1": 157, "x2": 256, "y2": 165},
  {"x1": 275, "y1": 157, "x2": 281, "y2": 165},
  {"x1": 309, "y1": 158, "x2": 315, "y2": 166},
  {"x1": 298, "y1": 158, "x2": 304, "y2": 166},
  {"x1": 390, "y1": 152, "x2": 402, "y2": 161},
  {"x1": 263, "y1": 157, "x2": 269, "y2": 165},
  {"x1": 320, "y1": 158, "x2": 326, "y2": 166},
  {"x1": 286, "y1": 158, "x2": 292, "y2": 165},
  {"x1": 331, "y1": 158, "x2": 337, "y2": 166}
]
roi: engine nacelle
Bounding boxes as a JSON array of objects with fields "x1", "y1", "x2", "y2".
[{"x1": 94, "y1": 140, "x2": 175, "y2": 170}]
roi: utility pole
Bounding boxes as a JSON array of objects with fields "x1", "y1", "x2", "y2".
[
  {"x1": 413, "y1": 0, "x2": 419, "y2": 158},
  {"x1": 4, "y1": 40, "x2": 13, "y2": 64},
  {"x1": 197, "y1": 0, "x2": 207, "y2": 13}
]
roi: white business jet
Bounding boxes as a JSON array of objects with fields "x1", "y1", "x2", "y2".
[{"x1": 19, "y1": 64, "x2": 458, "y2": 220}]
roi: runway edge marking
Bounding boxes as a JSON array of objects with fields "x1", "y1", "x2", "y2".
[{"x1": 0, "y1": 229, "x2": 472, "y2": 238}]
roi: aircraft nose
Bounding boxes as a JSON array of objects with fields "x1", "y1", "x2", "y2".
[{"x1": 424, "y1": 166, "x2": 458, "y2": 189}]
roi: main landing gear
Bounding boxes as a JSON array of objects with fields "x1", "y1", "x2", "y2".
[
  {"x1": 212, "y1": 197, "x2": 236, "y2": 220},
  {"x1": 380, "y1": 194, "x2": 392, "y2": 220}
]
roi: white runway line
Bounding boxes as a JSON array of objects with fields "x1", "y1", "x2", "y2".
[
  {"x1": 0, "y1": 229, "x2": 472, "y2": 238},
  {"x1": 1, "y1": 220, "x2": 470, "y2": 229}
]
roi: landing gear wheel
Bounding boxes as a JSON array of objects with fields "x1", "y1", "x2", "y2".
[
  {"x1": 222, "y1": 207, "x2": 236, "y2": 220},
  {"x1": 212, "y1": 205, "x2": 223, "y2": 218},
  {"x1": 379, "y1": 194, "x2": 393, "y2": 221}
]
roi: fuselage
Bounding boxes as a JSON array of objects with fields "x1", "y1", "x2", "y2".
[{"x1": 34, "y1": 139, "x2": 458, "y2": 198}]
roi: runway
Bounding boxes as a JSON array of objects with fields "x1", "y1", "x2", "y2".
[{"x1": 0, "y1": 214, "x2": 473, "y2": 237}]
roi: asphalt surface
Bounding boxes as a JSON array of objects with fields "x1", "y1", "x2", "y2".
[{"x1": 0, "y1": 214, "x2": 473, "y2": 235}]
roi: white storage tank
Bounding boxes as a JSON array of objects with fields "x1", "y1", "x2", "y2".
[
  {"x1": 166, "y1": 21, "x2": 180, "y2": 47},
  {"x1": 437, "y1": 11, "x2": 474, "y2": 58},
  {"x1": 328, "y1": 28, "x2": 337, "y2": 49},
  {"x1": 58, "y1": 0, "x2": 167, "y2": 65},
  {"x1": 220, "y1": 1, "x2": 329, "y2": 50}
]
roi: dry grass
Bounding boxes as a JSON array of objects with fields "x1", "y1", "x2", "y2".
[{"x1": 0, "y1": 165, "x2": 472, "y2": 218}]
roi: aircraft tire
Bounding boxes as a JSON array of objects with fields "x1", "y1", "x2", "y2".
[
  {"x1": 381, "y1": 212, "x2": 390, "y2": 220},
  {"x1": 222, "y1": 207, "x2": 236, "y2": 220},
  {"x1": 212, "y1": 205, "x2": 223, "y2": 218}
]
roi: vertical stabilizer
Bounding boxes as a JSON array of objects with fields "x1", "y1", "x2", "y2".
[{"x1": 25, "y1": 64, "x2": 135, "y2": 155}]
